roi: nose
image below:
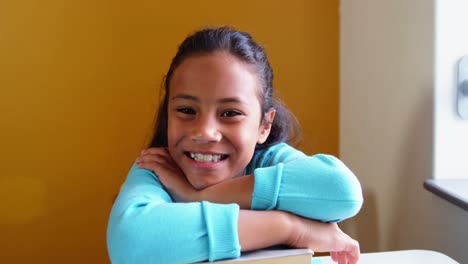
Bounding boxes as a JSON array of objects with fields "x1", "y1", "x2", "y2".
[{"x1": 190, "y1": 115, "x2": 222, "y2": 144}]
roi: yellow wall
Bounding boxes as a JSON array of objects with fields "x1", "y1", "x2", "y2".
[{"x1": 0, "y1": 1, "x2": 338, "y2": 263}]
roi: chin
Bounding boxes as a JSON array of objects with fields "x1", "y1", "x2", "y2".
[
  {"x1": 190, "y1": 181, "x2": 214, "y2": 190},
  {"x1": 188, "y1": 177, "x2": 224, "y2": 190}
]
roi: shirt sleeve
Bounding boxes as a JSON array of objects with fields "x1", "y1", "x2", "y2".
[
  {"x1": 250, "y1": 143, "x2": 363, "y2": 222},
  {"x1": 107, "y1": 164, "x2": 241, "y2": 264}
]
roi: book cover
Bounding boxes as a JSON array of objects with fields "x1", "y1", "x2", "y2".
[{"x1": 201, "y1": 248, "x2": 314, "y2": 264}]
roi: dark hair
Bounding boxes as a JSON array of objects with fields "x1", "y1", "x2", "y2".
[{"x1": 149, "y1": 26, "x2": 301, "y2": 149}]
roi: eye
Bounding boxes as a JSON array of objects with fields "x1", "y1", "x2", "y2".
[
  {"x1": 221, "y1": 110, "x2": 242, "y2": 117},
  {"x1": 176, "y1": 107, "x2": 196, "y2": 115}
]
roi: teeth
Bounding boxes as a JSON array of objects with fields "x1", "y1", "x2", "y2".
[{"x1": 190, "y1": 153, "x2": 223, "y2": 162}]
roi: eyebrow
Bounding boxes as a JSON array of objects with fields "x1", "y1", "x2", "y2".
[
  {"x1": 171, "y1": 94, "x2": 199, "y2": 102},
  {"x1": 171, "y1": 94, "x2": 247, "y2": 105}
]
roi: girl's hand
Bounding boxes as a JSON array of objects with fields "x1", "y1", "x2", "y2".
[
  {"x1": 135, "y1": 148, "x2": 195, "y2": 202},
  {"x1": 286, "y1": 214, "x2": 360, "y2": 264}
]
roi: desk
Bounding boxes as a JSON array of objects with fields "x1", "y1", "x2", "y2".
[
  {"x1": 424, "y1": 179, "x2": 468, "y2": 211},
  {"x1": 315, "y1": 250, "x2": 459, "y2": 264}
]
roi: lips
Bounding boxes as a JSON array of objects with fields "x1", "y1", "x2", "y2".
[{"x1": 185, "y1": 152, "x2": 229, "y2": 162}]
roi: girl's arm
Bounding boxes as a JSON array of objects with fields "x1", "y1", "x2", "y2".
[
  {"x1": 108, "y1": 164, "x2": 358, "y2": 264},
  {"x1": 249, "y1": 151, "x2": 363, "y2": 222},
  {"x1": 137, "y1": 143, "x2": 363, "y2": 222},
  {"x1": 107, "y1": 164, "x2": 241, "y2": 264},
  {"x1": 193, "y1": 174, "x2": 254, "y2": 209},
  {"x1": 192, "y1": 152, "x2": 362, "y2": 222},
  {"x1": 238, "y1": 210, "x2": 360, "y2": 264}
]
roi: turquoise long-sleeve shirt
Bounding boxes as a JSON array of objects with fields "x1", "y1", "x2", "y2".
[{"x1": 107, "y1": 143, "x2": 363, "y2": 264}]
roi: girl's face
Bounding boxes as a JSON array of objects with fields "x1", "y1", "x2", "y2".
[{"x1": 167, "y1": 51, "x2": 274, "y2": 189}]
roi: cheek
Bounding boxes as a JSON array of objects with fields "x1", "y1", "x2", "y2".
[
  {"x1": 231, "y1": 123, "x2": 261, "y2": 152},
  {"x1": 166, "y1": 119, "x2": 179, "y2": 144}
]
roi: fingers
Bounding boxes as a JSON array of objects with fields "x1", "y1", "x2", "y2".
[
  {"x1": 141, "y1": 147, "x2": 170, "y2": 157},
  {"x1": 136, "y1": 148, "x2": 170, "y2": 164},
  {"x1": 326, "y1": 225, "x2": 359, "y2": 264},
  {"x1": 330, "y1": 251, "x2": 352, "y2": 264},
  {"x1": 347, "y1": 239, "x2": 360, "y2": 264},
  {"x1": 136, "y1": 153, "x2": 168, "y2": 174},
  {"x1": 330, "y1": 239, "x2": 359, "y2": 264},
  {"x1": 136, "y1": 153, "x2": 168, "y2": 164},
  {"x1": 330, "y1": 252, "x2": 338, "y2": 262}
]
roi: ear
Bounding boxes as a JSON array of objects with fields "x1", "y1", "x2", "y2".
[{"x1": 257, "y1": 108, "x2": 276, "y2": 144}]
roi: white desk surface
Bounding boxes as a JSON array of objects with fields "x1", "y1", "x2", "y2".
[{"x1": 315, "y1": 250, "x2": 460, "y2": 264}]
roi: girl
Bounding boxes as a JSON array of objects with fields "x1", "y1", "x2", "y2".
[{"x1": 107, "y1": 27, "x2": 363, "y2": 264}]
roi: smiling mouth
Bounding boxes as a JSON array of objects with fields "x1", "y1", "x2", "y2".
[{"x1": 185, "y1": 152, "x2": 229, "y2": 162}]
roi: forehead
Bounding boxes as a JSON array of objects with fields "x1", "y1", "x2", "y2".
[{"x1": 169, "y1": 52, "x2": 261, "y2": 101}]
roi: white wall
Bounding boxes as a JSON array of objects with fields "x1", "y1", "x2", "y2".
[
  {"x1": 340, "y1": 0, "x2": 467, "y2": 263},
  {"x1": 434, "y1": 0, "x2": 468, "y2": 180}
]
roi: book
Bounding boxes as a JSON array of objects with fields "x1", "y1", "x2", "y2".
[{"x1": 201, "y1": 248, "x2": 314, "y2": 263}]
